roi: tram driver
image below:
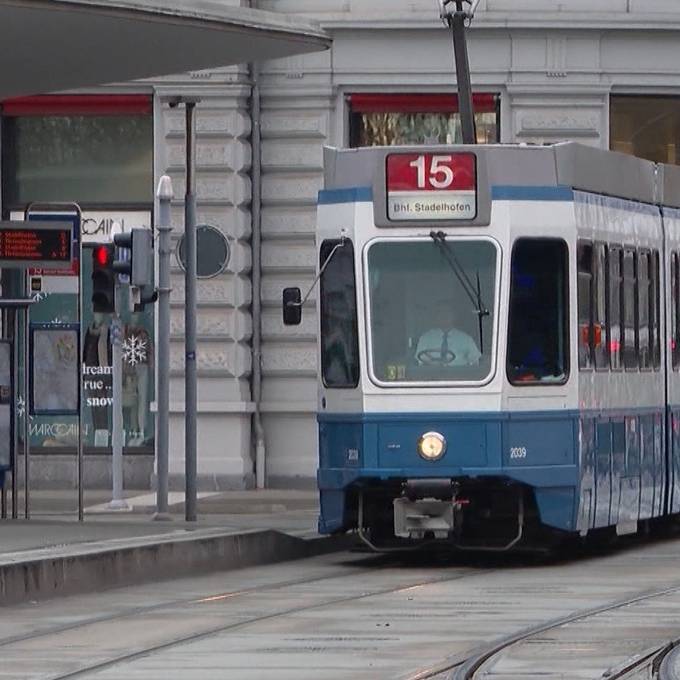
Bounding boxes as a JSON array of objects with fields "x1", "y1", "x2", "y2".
[{"x1": 415, "y1": 299, "x2": 481, "y2": 366}]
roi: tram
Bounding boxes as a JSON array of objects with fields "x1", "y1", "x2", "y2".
[{"x1": 283, "y1": 142, "x2": 680, "y2": 550}]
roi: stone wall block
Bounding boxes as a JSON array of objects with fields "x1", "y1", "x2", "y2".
[
  {"x1": 262, "y1": 174, "x2": 323, "y2": 205},
  {"x1": 262, "y1": 241, "x2": 316, "y2": 272},
  {"x1": 261, "y1": 206, "x2": 316, "y2": 238},
  {"x1": 262, "y1": 344, "x2": 317, "y2": 376}
]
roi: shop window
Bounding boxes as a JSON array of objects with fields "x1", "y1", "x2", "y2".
[
  {"x1": 577, "y1": 241, "x2": 593, "y2": 370},
  {"x1": 2, "y1": 95, "x2": 155, "y2": 453},
  {"x1": 608, "y1": 246, "x2": 623, "y2": 371},
  {"x1": 348, "y1": 93, "x2": 499, "y2": 147},
  {"x1": 2, "y1": 95, "x2": 153, "y2": 207},
  {"x1": 611, "y1": 95, "x2": 680, "y2": 165}
]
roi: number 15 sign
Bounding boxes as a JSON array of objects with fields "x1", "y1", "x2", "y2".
[{"x1": 385, "y1": 153, "x2": 477, "y2": 221}]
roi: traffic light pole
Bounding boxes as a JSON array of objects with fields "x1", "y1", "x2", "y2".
[
  {"x1": 108, "y1": 289, "x2": 128, "y2": 510},
  {"x1": 154, "y1": 176, "x2": 173, "y2": 520},
  {"x1": 184, "y1": 100, "x2": 198, "y2": 522}
]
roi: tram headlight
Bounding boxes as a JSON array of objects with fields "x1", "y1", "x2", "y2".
[{"x1": 417, "y1": 432, "x2": 447, "y2": 461}]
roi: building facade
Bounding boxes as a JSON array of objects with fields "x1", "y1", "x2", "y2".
[{"x1": 5, "y1": 0, "x2": 680, "y2": 489}]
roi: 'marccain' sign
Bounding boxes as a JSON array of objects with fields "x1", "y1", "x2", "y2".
[{"x1": 386, "y1": 153, "x2": 477, "y2": 221}]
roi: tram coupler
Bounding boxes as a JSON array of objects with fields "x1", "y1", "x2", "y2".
[{"x1": 394, "y1": 479, "x2": 464, "y2": 539}]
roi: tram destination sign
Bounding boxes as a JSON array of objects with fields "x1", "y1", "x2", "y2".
[
  {"x1": 0, "y1": 221, "x2": 73, "y2": 269},
  {"x1": 385, "y1": 152, "x2": 477, "y2": 221}
]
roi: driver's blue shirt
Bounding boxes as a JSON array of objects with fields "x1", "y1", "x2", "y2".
[{"x1": 416, "y1": 327, "x2": 482, "y2": 366}]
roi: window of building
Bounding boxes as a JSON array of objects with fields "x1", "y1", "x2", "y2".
[
  {"x1": 622, "y1": 248, "x2": 638, "y2": 370},
  {"x1": 507, "y1": 238, "x2": 569, "y2": 385},
  {"x1": 319, "y1": 240, "x2": 360, "y2": 388},
  {"x1": 608, "y1": 246, "x2": 623, "y2": 371},
  {"x1": 611, "y1": 95, "x2": 680, "y2": 165},
  {"x1": 348, "y1": 93, "x2": 499, "y2": 147},
  {"x1": 577, "y1": 241, "x2": 593, "y2": 370}
]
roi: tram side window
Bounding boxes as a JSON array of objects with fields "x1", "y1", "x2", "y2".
[
  {"x1": 593, "y1": 243, "x2": 609, "y2": 370},
  {"x1": 673, "y1": 252, "x2": 680, "y2": 370},
  {"x1": 622, "y1": 248, "x2": 638, "y2": 371},
  {"x1": 319, "y1": 239, "x2": 360, "y2": 388},
  {"x1": 577, "y1": 241, "x2": 593, "y2": 370},
  {"x1": 651, "y1": 250, "x2": 661, "y2": 370},
  {"x1": 637, "y1": 251, "x2": 651, "y2": 370},
  {"x1": 608, "y1": 246, "x2": 623, "y2": 371},
  {"x1": 507, "y1": 238, "x2": 569, "y2": 385}
]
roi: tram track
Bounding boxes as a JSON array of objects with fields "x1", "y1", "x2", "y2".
[
  {"x1": 1, "y1": 554, "x2": 487, "y2": 680},
  {"x1": 439, "y1": 582, "x2": 680, "y2": 680}
]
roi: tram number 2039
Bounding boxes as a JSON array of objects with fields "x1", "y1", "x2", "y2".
[{"x1": 509, "y1": 447, "x2": 528, "y2": 459}]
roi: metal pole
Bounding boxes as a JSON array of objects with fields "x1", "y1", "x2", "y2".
[
  {"x1": 449, "y1": 3, "x2": 477, "y2": 145},
  {"x1": 11, "y1": 308, "x2": 17, "y2": 519},
  {"x1": 23, "y1": 292, "x2": 29, "y2": 519},
  {"x1": 78, "y1": 231, "x2": 84, "y2": 521},
  {"x1": 109, "y1": 300, "x2": 128, "y2": 510},
  {"x1": 154, "y1": 175, "x2": 173, "y2": 520},
  {"x1": 184, "y1": 102, "x2": 198, "y2": 522}
]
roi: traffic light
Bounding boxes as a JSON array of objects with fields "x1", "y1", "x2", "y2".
[
  {"x1": 112, "y1": 229, "x2": 153, "y2": 287},
  {"x1": 113, "y1": 228, "x2": 156, "y2": 310},
  {"x1": 91, "y1": 244, "x2": 115, "y2": 313}
]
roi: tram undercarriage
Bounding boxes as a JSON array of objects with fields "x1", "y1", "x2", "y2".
[{"x1": 349, "y1": 479, "x2": 548, "y2": 552}]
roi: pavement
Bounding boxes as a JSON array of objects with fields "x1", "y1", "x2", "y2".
[{"x1": 0, "y1": 488, "x2": 348, "y2": 606}]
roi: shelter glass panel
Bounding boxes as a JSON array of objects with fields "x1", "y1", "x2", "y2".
[
  {"x1": 507, "y1": 238, "x2": 569, "y2": 385},
  {"x1": 319, "y1": 240, "x2": 360, "y2": 388},
  {"x1": 366, "y1": 238, "x2": 497, "y2": 384}
]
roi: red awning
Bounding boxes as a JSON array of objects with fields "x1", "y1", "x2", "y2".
[
  {"x1": 2, "y1": 95, "x2": 152, "y2": 116},
  {"x1": 348, "y1": 93, "x2": 497, "y2": 114}
]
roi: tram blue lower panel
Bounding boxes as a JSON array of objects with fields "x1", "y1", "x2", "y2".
[{"x1": 318, "y1": 409, "x2": 668, "y2": 535}]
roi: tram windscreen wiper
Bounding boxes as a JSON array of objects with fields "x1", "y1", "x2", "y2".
[{"x1": 429, "y1": 231, "x2": 490, "y2": 353}]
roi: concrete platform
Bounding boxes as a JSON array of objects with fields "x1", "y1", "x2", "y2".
[{"x1": 0, "y1": 489, "x2": 346, "y2": 606}]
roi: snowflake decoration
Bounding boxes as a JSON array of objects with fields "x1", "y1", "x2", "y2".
[
  {"x1": 16, "y1": 395, "x2": 33, "y2": 420},
  {"x1": 122, "y1": 334, "x2": 147, "y2": 366}
]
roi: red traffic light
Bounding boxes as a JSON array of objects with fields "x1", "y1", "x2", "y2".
[{"x1": 94, "y1": 245, "x2": 110, "y2": 267}]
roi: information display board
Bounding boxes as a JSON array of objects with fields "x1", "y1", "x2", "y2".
[
  {"x1": 385, "y1": 152, "x2": 477, "y2": 222},
  {"x1": 0, "y1": 221, "x2": 72, "y2": 269},
  {"x1": 29, "y1": 324, "x2": 79, "y2": 416}
]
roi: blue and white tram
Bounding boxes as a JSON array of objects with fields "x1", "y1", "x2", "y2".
[{"x1": 286, "y1": 142, "x2": 680, "y2": 549}]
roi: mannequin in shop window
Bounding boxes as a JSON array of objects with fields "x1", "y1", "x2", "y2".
[
  {"x1": 83, "y1": 313, "x2": 112, "y2": 446},
  {"x1": 122, "y1": 311, "x2": 152, "y2": 446}
]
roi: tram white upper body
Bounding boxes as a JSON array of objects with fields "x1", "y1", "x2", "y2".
[{"x1": 316, "y1": 142, "x2": 680, "y2": 420}]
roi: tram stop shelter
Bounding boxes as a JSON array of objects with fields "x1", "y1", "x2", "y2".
[
  {"x1": 0, "y1": 0, "x2": 330, "y2": 98},
  {"x1": 0, "y1": 0, "x2": 330, "y2": 506}
]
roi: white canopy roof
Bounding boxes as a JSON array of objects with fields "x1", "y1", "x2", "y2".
[{"x1": 0, "y1": 0, "x2": 330, "y2": 98}]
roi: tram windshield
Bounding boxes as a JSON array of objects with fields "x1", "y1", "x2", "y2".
[{"x1": 366, "y1": 238, "x2": 498, "y2": 384}]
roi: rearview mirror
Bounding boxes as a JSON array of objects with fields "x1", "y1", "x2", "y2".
[{"x1": 282, "y1": 287, "x2": 302, "y2": 326}]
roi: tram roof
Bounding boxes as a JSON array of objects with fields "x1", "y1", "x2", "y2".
[{"x1": 324, "y1": 143, "x2": 680, "y2": 210}]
